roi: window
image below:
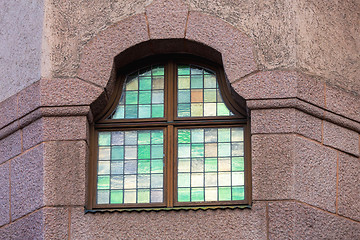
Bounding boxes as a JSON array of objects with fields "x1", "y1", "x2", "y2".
[{"x1": 88, "y1": 55, "x2": 250, "y2": 210}]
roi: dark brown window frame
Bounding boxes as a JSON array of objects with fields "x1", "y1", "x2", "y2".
[{"x1": 87, "y1": 54, "x2": 251, "y2": 210}]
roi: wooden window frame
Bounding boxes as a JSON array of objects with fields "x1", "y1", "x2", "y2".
[{"x1": 87, "y1": 54, "x2": 251, "y2": 210}]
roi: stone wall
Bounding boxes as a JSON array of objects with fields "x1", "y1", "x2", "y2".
[{"x1": 0, "y1": 0, "x2": 359, "y2": 239}]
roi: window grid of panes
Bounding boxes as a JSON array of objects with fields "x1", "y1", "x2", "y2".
[
  {"x1": 109, "y1": 65, "x2": 165, "y2": 119},
  {"x1": 97, "y1": 130, "x2": 164, "y2": 205},
  {"x1": 177, "y1": 127, "x2": 245, "y2": 203},
  {"x1": 177, "y1": 65, "x2": 232, "y2": 117}
]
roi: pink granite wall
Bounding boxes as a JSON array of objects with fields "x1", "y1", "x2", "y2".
[{"x1": 0, "y1": 0, "x2": 359, "y2": 239}]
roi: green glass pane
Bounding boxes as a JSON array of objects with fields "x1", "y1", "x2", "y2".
[
  {"x1": 138, "y1": 105, "x2": 151, "y2": 118},
  {"x1": 204, "y1": 89, "x2": 217, "y2": 102},
  {"x1": 178, "y1": 129, "x2": 190, "y2": 143},
  {"x1": 110, "y1": 190, "x2": 123, "y2": 204},
  {"x1": 151, "y1": 145, "x2": 163, "y2": 159},
  {"x1": 151, "y1": 130, "x2": 163, "y2": 144},
  {"x1": 139, "y1": 76, "x2": 151, "y2": 90},
  {"x1": 178, "y1": 104, "x2": 190, "y2": 117},
  {"x1": 139, "y1": 91, "x2": 151, "y2": 104},
  {"x1": 125, "y1": 91, "x2": 138, "y2": 104},
  {"x1": 191, "y1": 75, "x2": 203, "y2": 89},
  {"x1": 178, "y1": 76, "x2": 190, "y2": 89},
  {"x1": 152, "y1": 76, "x2": 164, "y2": 89},
  {"x1": 178, "y1": 173, "x2": 190, "y2": 187},
  {"x1": 191, "y1": 188, "x2": 204, "y2": 202},
  {"x1": 110, "y1": 175, "x2": 123, "y2": 189},
  {"x1": 191, "y1": 103, "x2": 203, "y2": 117},
  {"x1": 204, "y1": 74, "x2": 216, "y2": 88},
  {"x1": 218, "y1": 128, "x2": 231, "y2": 142},
  {"x1": 232, "y1": 186, "x2": 245, "y2": 200},
  {"x1": 152, "y1": 104, "x2": 164, "y2": 118},
  {"x1": 231, "y1": 128, "x2": 244, "y2": 142},
  {"x1": 178, "y1": 65, "x2": 190, "y2": 75},
  {"x1": 191, "y1": 66, "x2": 203, "y2": 75},
  {"x1": 98, "y1": 132, "x2": 111, "y2": 146},
  {"x1": 151, "y1": 160, "x2": 163, "y2": 173},
  {"x1": 191, "y1": 143, "x2": 204, "y2": 157},
  {"x1": 111, "y1": 146, "x2": 124, "y2": 160},
  {"x1": 138, "y1": 189, "x2": 150, "y2": 203},
  {"x1": 219, "y1": 187, "x2": 231, "y2": 201},
  {"x1": 138, "y1": 131, "x2": 151, "y2": 144},
  {"x1": 138, "y1": 160, "x2": 150, "y2": 173},
  {"x1": 232, "y1": 157, "x2": 244, "y2": 171},
  {"x1": 217, "y1": 103, "x2": 230, "y2": 116},
  {"x1": 97, "y1": 190, "x2": 109, "y2": 204},
  {"x1": 191, "y1": 129, "x2": 204, "y2": 143},
  {"x1": 138, "y1": 145, "x2": 150, "y2": 159},
  {"x1": 113, "y1": 105, "x2": 124, "y2": 119},
  {"x1": 125, "y1": 105, "x2": 138, "y2": 118},
  {"x1": 152, "y1": 66, "x2": 164, "y2": 76},
  {"x1": 178, "y1": 188, "x2": 190, "y2": 202},
  {"x1": 218, "y1": 143, "x2": 231, "y2": 157},
  {"x1": 97, "y1": 175, "x2": 110, "y2": 189},
  {"x1": 178, "y1": 144, "x2": 190, "y2": 158},
  {"x1": 126, "y1": 76, "x2": 138, "y2": 91},
  {"x1": 178, "y1": 90, "x2": 190, "y2": 103},
  {"x1": 205, "y1": 158, "x2": 218, "y2": 172}
]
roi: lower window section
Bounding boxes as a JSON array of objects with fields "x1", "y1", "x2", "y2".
[
  {"x1": 176, "y1": 127, "x2": 245, "y2": 203},
  {"x1": 97, "y1": 129, "x2": 164, "y2": 205}
]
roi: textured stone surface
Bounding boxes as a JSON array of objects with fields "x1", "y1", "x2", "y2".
[
  {"x1": 269, "y1": 201, "x2": 360, "y2": 239},
  {"x1": 338, "y1": 152, "x2": 360, "y2": 221},
  {"x1": 71, "y1": 202, "x2": 267, "y2": 239},
  {"x1": 326, "y1": 85, "x2": 360, "y2": 122},
  {"x1": 0, "y1": 209, "x2": 44, "y2": 240},
  {"x1": 323, "y1": 121, "x2": 359, "y2": 156},
  {"x1": 43, "y1": 116, "x2": 88, "y2": 142},
  {"x1": 297, "y1": 73, "x2": 325, "y2": 108},
  {"x1": 11, "y1": 144, "x2": 44, "y2": 220},
  {"x1": 146, "y1": 0, "x2": 188, "y2": 39},
  {"x1": 43, "y1": 207, "x2": 69, "y2": 239},
  {"x1": 44, "y1": 141, "x2": 87, "y2": 206},
  {"x1": 0, "y1": 94, "x2": 18, "y2": 130},
  {"x1": 17, "y1": 81, "x2": 41, "y2": 118},
  {"x1": 0, "y1": 163, "x2": 10, "y2": 227},
  {"x1": 40, "y1": 78, "x2": 103, "y2": 106},
  {"x1": 0, "y1": 0, "x2": 44, "y2": 102},
  {"x1": 0, "y1": 131, "x2": 22, "y2": 164},
  {"x1": 294, "y1": 137, "x2": 337, "y2": 212},
  {"x1": 77, "y1": 14, "x2": 149, "y2": 87},
  {"x1": 186, "y1": 11, "x2": 257, "y2": 83},
  {"x1": 252, "y1": 134, "x2": 294, "y2": 200},
  {"x1": 295, "y1": 110, "x2": 322, "y2": 142},
  {"x1": 22, "y1": 118, "x2": 43, "y2": 151}
]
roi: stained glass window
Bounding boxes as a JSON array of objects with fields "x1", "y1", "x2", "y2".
[{"x1": 93, "y1": 57, "x2": 249, "y2": 209}]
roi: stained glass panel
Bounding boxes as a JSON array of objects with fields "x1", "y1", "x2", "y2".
[
  {"x1": 110, "y1": 65, "x2": 165, "y2": 119},
  {"x1": 177, "y1": 127, "x2": 245, "y2": 202},
  {"x1": 177, "y1": 65, "x2": 233, "y2": 117},
  {"x1": 97, "y1": 130, "x2": 164, "y2": 204}
]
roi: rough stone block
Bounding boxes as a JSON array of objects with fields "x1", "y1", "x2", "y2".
[
  {"x1": 186, "y1": 11, "x2": 256, "y2": 83},
  {"x1": 297, "y1": 73, "x2": 325, "y2": 108},
  {"x1": 71, "y1": 202, "x2": 266, "y2": 239},
  {"x1": 251, "y1": 108, "x2": 296, "y2": 134},
  {"x1": 22, "y1": 118, "x2": 43, "y2": 151},
  {"x1": 146, "y1": 0, "x2": 188, "y2": 39},
  {"x1": 295, "y1": 110, "x2": 322, "y2": 142},
  {"x1": 17, "y1": 81, "x2": 41, "y2": 118},
  {"x1": 43, "y1": 141, "x2": 87, "y2": 206},
  {"x1": 43, "y1": 116, "x2": 88, "y2": 142},
  {"x1": 40, "y1": 78, "x2": 103, "y2": 107},
  {"x1": 252, "y1": 134, "x2": 294, "y2": 200},
  {"x1": 323, "y1": 121, "x2": 359, "y2": 156},
  {"x1": 0, "y1": 162, "x2": 10, "y2": 227},
  {"x1": 0, "y1": 130, "x2": 22, "y2": 164},
  {"x1": 268, "y1": 201, "x2": 295, "y2": 240},
  {"x1": 78, "y1": 14, "x2": 149, "y2": 88},
  {"x1": 43, "y1": 207, "x2": 69, "y2": 239},
  {"x1": 326, "y1": 85, "x2": 360, "y2": 122},
  {"x1": 294, "y1": 137, "x2": 337, "y2": 213},
  {"x1": 338, "y1": 152, "x2": 360, "y2": 221},
  {"x1": 11, "y1": 144, "x2": 44, "y2": 220},
  {"x1": 0, "y1": 94, "x2": 17, "y2": 130}
]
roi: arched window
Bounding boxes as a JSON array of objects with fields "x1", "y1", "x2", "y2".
[{"x1": 89, "y1": 55, "x2": 250, "y2": 210}]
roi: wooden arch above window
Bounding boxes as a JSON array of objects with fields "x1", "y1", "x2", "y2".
[{"x1": 88, "y1": 53, "x2": 251, "y2": 210}]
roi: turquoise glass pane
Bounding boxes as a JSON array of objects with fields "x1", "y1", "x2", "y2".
[
  {"x1": 138, "y1": 160, "x2": 150, "y2": 173},
  {"x1": 139, "y1": 77, "x2": 151, "y2": 90},
  {"x1": 152, "y1": 66, "x2": 164, "y2": 76},
  {"x1": 111, "y1": 146, "x2": 124, "y2": 160},
  {"x1": 138, "y1": 131, "x2": 151, "y2": 144},
  {"x1": 178, "y1": 188, "x2": 190, "y2": 202},
  {"x1": 178, "y1": 104, "x2": 191, "y2": 117},
  {"x1": 191, "y1": 75, "x2": 203, "y2": 89},
  {"x1": 191, "y1": 143, "x2": 204, "y2": 157},
  {"x1": 138, "y1": 145, "x2": 150, "y2": 159},
  {"x1": 139, "y1": 91, "x2": 151, "y2": 104},
  {"x1": 98, "y1": 132, "x2": 111, "y2": 146},
  {"x1": 178, "y1": 90, "x2": 190, "y2": 103},
  {"x1": 151, "y1": 160, "x2": 163, "y2": 173},
  {"x1": 191, "y1": 188, "x2": 204, "y2": 202},
  {"x1": 178, "y1": 65, "x2": 190, "y2": 75},
  {"x1": 232, "y1": 186, "x2": 244, "y2": 200},
  {"x1": 232, "y1": 157, "x2": 244, "y2": 171},
  {"x1": 151, "y1": 145, "x2": 163, "y2": 158},
  {"x1": 178, "y1": 129, "x2": 190, "y2": 143},
  {"x1": 97, "y1": 175, "x2": 110, "y2": 189},
  {"x1": 110, "y1": 190, "x2": 123, "y2": 204},
  {"x1": 219, "y1": 187, "x2": 231, "y2": 201},
  {"x1": 126, "y1": 91, "x2": 138, "y2": 104},
  {"x1": 125, "y1": 105, "x2": 137, "y2": 118},
  {"x1": 152, "y1": 104, "x2": 164, "y2": 118},
  {"x1": 151, "y1": 130, "x2": 163, "y2": 144}
]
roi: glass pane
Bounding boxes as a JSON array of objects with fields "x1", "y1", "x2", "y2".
[
  {"x1": 177, "y1": 64, "x2": 233, "y2": 118},
  {"x1": 110, "y1": 65, "x2": 165, "y2": 119},
  {"x1": 177, "y1": 127, "x2": 245, "y2": 202},
  {"x1": 96, "y1": 129, "x2": 164, "y2": 205}
]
